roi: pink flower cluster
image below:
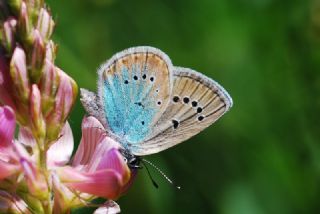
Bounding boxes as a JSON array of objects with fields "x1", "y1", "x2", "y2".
[
  {"x1": 0, "y1": 105, "x2": 131, "y2": 213},
  {"x1": 0, "y1": 0, "x2": 133, "y2": 213}
]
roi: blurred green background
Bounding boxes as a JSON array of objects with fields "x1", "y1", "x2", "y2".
[{"x1": 46, "y1": 0, "x2": 320, "y2": 213}]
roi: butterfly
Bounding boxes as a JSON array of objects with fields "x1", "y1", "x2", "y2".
[{"x1": 80, "y1": 46, "x2": 233, "y2": 169}]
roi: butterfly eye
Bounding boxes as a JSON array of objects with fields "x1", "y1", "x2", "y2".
[{"x1": 123, "y1": 157, "x2": 128, "y2": 163}]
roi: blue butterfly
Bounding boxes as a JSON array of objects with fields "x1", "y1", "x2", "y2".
[{"x1": 80, "y1": 46, "x2": 232, "y2": 169}]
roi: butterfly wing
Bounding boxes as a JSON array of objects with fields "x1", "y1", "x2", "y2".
[
  {"x1": 80, "y1": 88, "x2": 109, "y2": 129},
  {"x1": 96, "y1": 47, "x2": 173, "y2": 150},
  {"x1": 130, "y1": 66, "x2": 233, "y2": 156}
]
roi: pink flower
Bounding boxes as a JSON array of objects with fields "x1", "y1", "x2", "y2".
[
  {"x1": 0, "y1": 106, "x2": 133, "y2": 212},
  {"x1": 0, "y1": 106, "x2": 20, "y2": 179},
  {"x1": 54, "y1": 116, "x2": 132, "y2": 200},
  {"x1": 0, "y1": 106, "x2": 48, "y2": 197}
]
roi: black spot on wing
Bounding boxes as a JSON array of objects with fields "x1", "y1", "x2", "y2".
[
  {"x1": 192, "y1": 101, "x2": 198, "y2": 107},
  {"x1": 173, "y1": 96, "x2": 180, "y2": 102},
  {"x1": 198, "y1": 115, "x2": 204, "y2": 121},
  {"x1": 172, "y1": 119, "x2": 179, "y2": 129}
]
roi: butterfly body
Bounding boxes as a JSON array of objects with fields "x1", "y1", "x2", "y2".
[{"x1": 80, "y1": 46, "x2": 232, "y2": 159}]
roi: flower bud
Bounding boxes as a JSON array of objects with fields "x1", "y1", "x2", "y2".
[
  {"x1": 10, "y1": 46, "x2": 30, "y2": 103},
  {"x1": 20, "y1": 194, "x2": 44, "y2": 214},
  {"x1": 7, "y1": 0, "x2": 22, "y2": 15},
  {"x1": 36, "y1": 8, "x2": 55, "y2": 41},
  {"x1": 26, "y1": 0, "x2": 42, "y2": 14},
  {"x1": 0, "y1": 55, "x2": 15, "y2": 109},
  {"x1": 45, "y1": 40, "x2": 56, "y2": 63},
  {"x1": 46, "y1": 68, "x2": 78, "y2": 141},
  {"x1": 20, "y1": 158, "x2": 48, "y2": 200},
  {"x1": 39, "y1": 59, "x2": 60, "y2": 116},
  {"x1": 2, "y1": 18, "x2": 17, "y2": 54},
  {"x1": 18, "y1": 2, "x2": 31, "y2": 42},
  {"x1": 30, "y1": 30, "x2": 45, "y2": 83},
  {"x1": 26, "y1": 0, "x2": 41, "y2": 7},
  {"x1": 30, "y1": 84, "x2": 46, "y2": 141}
]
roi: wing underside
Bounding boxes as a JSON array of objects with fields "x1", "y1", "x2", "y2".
[
  {"x1": 97, "y1": 47, "x2": 173, "y2": 149},
  {"x1": 131, "y1": 67, "x2": 233, "y2": 155}
]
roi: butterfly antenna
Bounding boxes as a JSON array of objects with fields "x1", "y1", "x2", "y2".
[{"x1": 142, "y1": 159, "x2": 181, "y2": 190}]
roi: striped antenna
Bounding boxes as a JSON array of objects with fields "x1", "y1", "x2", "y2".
[{"x1": 142, "y1": 158, "x2": 181, "y2": 190}]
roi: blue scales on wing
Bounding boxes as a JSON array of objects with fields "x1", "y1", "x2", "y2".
[{"x1": 97, "y1": 47, "x2": 173, "y2": 151}]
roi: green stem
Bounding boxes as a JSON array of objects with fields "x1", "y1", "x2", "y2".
[{"x1": 36, "y1": 138, "x2": 52, "y2": 214}]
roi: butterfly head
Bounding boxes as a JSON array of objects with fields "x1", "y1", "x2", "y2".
[{"x1": 120, "y1": 149, "x2": 142, "y2": 169}]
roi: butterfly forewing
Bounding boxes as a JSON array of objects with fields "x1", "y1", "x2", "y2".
[
  {"x1": 97, "y1": 47, "x2": 173, "y2": 149},
  {"x1": 131, "y1": 67, "x2": 233, "y2": 155}
]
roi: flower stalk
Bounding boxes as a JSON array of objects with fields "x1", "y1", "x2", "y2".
[{"x1": 0, "y1": 0, "x2": 133, "y2": 213}]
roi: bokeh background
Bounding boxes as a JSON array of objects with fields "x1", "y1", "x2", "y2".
[{"x1": 46, "y1": 0, "x2": 320, "y2": 213}]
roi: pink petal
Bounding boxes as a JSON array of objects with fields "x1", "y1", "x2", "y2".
[
  {"x1": 18, "y1": 128, "x2": 36, "y2": 147},
  {"x1": 0, "y1": 160, "x2": 20, "y2": 179},
  {"x1": 93, "y1": 200, "x2": 120, "y2": 214},
  {"x1": 0, "y1": 148, "x2": 11, "y2": 162},
  {"x1": 85, "y1": 137, "x2": 119, "y2": 173},
  {"x1": 58, "y1": 167, "x2": 123, "y2": 199},
  {"x1": 12, "y1": 142, "x2": 32, "y2": 161},
  {"x1": 0, "y1": 106, "x2": 16, "y2": 148},
  {"x1": 96, "y1": 148, "x2": 130, "y2": 182},
  {"x1": 72, "y1": 116, "x2": 120, "y2": 167},
  {"x1": 47, "y1": 122, "x2": 74, "y2": 167}
]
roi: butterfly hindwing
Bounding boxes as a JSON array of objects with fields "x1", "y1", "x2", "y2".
[
  {"x1": 97, "y1": 47, "x2": 173, "y2": 149},
  {"x1": 131, "y1": 66, "x2": 233, "y2": 155}
]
